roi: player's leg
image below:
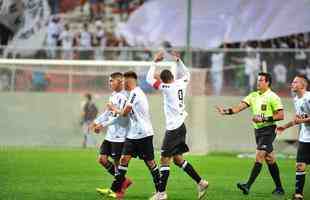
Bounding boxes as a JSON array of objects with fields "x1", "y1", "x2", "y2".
[
  {"x1": 173, "y1": 154, "x2": 208, "y2": 199},
  {"x1": 237, "y1": 149, "x2": 265, "y2": 195},
  {"x1": 98, "y1": 141, "x2": 116, "y2": 176},
  {"x1": 265, "y1": 151, "x2": 285, "y2": 195},
  {"x1": 136, "y1": 136, "x2": 161, "y2": 196},
  {"x1": 292, "y1": 142, "x2": 310, "y2": 200},
  {"x1": 98, "y1": 155, "x2": 115, "y2": 176},
  {"x1": 292, "y1": 162, "x2": 307, "y2": 200}
]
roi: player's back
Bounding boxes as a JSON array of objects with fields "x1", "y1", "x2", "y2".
[{"x1": 160, "y1": 78, "x2": 188, "y2": 130}]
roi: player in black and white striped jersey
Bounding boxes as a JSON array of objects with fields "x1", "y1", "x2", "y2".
[
  {"x1": 146, "y1": 52, "x2": 209, "y2": 200},
  {"x1": 277, "y1": 75, "x2": 310, "y2": 200},
  {"x1": 105, "y1": 71, "x2": 161, "y2": 199},
  {"x1": 89, "y1": 72, "x2": 131, "y2": 196}
]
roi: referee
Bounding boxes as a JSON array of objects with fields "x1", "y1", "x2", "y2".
[{"x1": 217, "y1": 72, "x2": 285, "y2": 196}]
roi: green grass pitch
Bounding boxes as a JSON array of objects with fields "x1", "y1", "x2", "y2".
[{"x1": 0, "y1": 147, "x2": 309, "y2": 200}]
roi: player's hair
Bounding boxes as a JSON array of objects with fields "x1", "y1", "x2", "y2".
[
  {"x1": 124, "y1": 71, "x2": 138, "y2": 80},
  {"x1": 160, "y1": 69, "x2": 174, "y2": 83},
  {"x1": 85, "y1": 93, "x2": 92, "y2": 101},
  {"x1": 296, "y1": 74, "x2": 308, "y2": 88},
  {"x1": 110, "y1": 72, "x2": 123, "y2": 80},
  {"x1": 258, "y1": 72, "x2": 272, "y2": 86}
]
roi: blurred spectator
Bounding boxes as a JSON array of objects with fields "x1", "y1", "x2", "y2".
[
  {"x1": 31, "y1": 51, "x2": 49, "y2": 91},
  {"x1": 89, "y1": 0, "x2": 105, "y2": 21},
  {"x1": 48, "y1": 0, "x2": 60, "y2": 15},
  {"x1": 80, "y1": 93, "x2": 98, "y2": 148},
  {"x1": 273, "y1": 63, "x2": 287, "y2": 90},
  {"x1": 116, "y1": 0, "x2": 130, "y2": 21},
  {"x1": 78, "y1": 23, "x2": 94, "y2": 60},
  {"x1": 46, "y1": 16, "x2": 62, "y2": 59},
  {"x1": 59, "y1": 24, "x2": 74, "y2": 59},
  {"x1": 0, "y1": 68, "x2": 11, "y2": 91},
  {"x1": 210, "y1": 51, "x2": 224, "y2": 95},
  {"x1": 94, "y1": 20, "x2": 106, "y2": 60},
  {"x1": 32, "y1": 70, "x2": 49, "y2": 91}
]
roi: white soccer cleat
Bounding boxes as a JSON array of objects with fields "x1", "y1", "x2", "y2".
[
  {"x1": 149, "y1": 192, "x2": 168, "y2": 200},
  {"x1": 149, "y1": 192, "x2": 158, "y2": 200},
  {"x1": 197, "y1": 179, "x2": 209, "y2": 199}
]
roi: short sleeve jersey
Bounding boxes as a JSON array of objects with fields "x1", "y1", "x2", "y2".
[
  {"x1": 243, "y1": 89, "x2": 283, "y2": 129},
  {"x1": 126, "y1": 87, "x2": 154, "y2": 139},
  {"x1": 294, "y1": 91, "x2": 310, "y2": 143},
  {"x1": 105, "y1": 91, "x2": 129, "y2": 142},
  {"x1": 155, "y1": 77, "x2": 189, "y2": 130}
]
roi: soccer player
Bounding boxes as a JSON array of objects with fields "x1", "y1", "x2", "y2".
[
  {"x1": 89, "y1": 72, "x2": 131, "y2": 195},
  {"x1": 277, "y1": 75, "x2": 310, "y2": 200},
  {"x1": 146, "y1": 52, "x2": 209, "y2": 200},
  {"x1": 105, "y1": 71, "x2": 161, "y2": 199},
  {"x1": 216, "y1": 72, "x2": 285, "y2": 196}
]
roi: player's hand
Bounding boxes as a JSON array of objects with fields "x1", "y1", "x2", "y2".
[
  {"x1": 216, "y1": 106, "x2": 226, "y2": 115},
  {"x1": 294, "y1": 115, "x2": 304, "y2": 124},
  {"x1": 89, "y1": 123, "x2": 103, "y2": 134},
  {"x1": 276, "y1": 126, "x2": 286, "y2": 134},
  {"x1": 154, "y1": 51, "x2": 164, "y2": 62},
  {"x1": 171, "y1": 51, "x2": 180, "y2": 61},
  {"x1": 107, "y1": 103, "x2": 116, "y2": 112}
]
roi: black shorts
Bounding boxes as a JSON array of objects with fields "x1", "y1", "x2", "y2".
[
  {"x1": 254, "y1": 125, "x2": 276, "y2": 153},
  {"x1": 122, "y1": 136, "x2": 155, "y2": 161},
  {"x1": 161, "y1": 123, "x2": 189, "y2": 157},
  {"x1": 297, "y1": 142, "x2": 310, "y2": 164},
  {"x1": 99, "y1": 140, "x2": 124, "y2": 160}
]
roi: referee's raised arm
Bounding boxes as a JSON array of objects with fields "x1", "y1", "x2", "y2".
[{"x1": 216, "y1": 101, "x2": 249, "y2": 115}]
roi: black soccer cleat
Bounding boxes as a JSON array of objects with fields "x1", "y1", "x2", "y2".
[
  {"x1": 236, "y1": 183, "x2": 249, "y2": 195},
  {"x1": 272, "y1": 187, "x2": 285, "y2": 196}
]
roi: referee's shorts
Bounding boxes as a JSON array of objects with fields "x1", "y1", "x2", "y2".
[
  {"x1": 161, "y1": 123, "x2": 189, "y2": 157},
  {"x1": 254, "y1": 125, "x2": 276, "y2": 153}
]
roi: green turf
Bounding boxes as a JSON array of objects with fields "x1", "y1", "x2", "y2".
[{"x1": 0, "y1": 147, "x2": 309, "y2": 200}]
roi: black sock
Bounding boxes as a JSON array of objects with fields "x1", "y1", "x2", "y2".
[
  {"x1": 246, "y1": 162, "x2": 262, "y2": 187},
  {"x1": 295, "y1": 171, "x2": 306, "y2": 195},
  {"x1": 111, "y1": 164, "x2": 128, "y2": 192},
  {"x1": 177, "y1": 160, "x2": 202, "y2": 184},
  {"x1": 150, "y1": 165, "x2": 161, "y2": 192},
  {"x1": 103, "y1": 160, "x2": 116, "y2": 176},
  {"x1": 267, "y1": 162, "x2": 283, "y2": 189},
  {"x1": 159, "y1": 165, "x2": 170, "y2": 192}
]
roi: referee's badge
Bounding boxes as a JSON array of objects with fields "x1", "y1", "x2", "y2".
[{"x1": 261, "y1": 104, "x2": 267, "y2": 111}]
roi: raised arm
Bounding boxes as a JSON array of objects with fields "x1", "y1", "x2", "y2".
[
  {"x1": 146, "y1": 51, "x2": 164, "y2": 89},
  {"x1": 174, "y1": 54, "x2": 190, "y2": 81},
  {"x1": 216, "y1": 101, "x2": 249, "y2": 115}
]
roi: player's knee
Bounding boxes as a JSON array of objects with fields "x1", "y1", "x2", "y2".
[
  {"x1": 265, "y1": 155, "x2": 275, "y2": 164},
  {"x1": 145, "y1": 160, "x2": 156, "y2": 169},
  {"x1": 120, "y1": 156, "x2": 130, "y2": 165},
  {"x1": 255, "y1": 151, "x2": 266, "y2": 162},
  {"x1": 173, "y1": 156, "x2": 184, "y2": 167},
  {"x1": 98, "y1": 156, "x2": 108, "y2": 166},
  {"x1": 296, "y1": 163, "x2": 306, "y2": 172},
  {"x1": 160, "y1": 156, "x2": 171, "y2": 165}
]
